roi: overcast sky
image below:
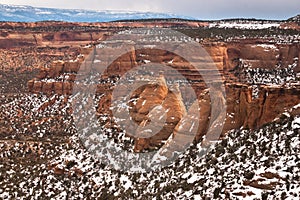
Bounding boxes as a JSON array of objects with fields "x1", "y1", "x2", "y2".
[{"x1": 0, "y1": 0, "x2": 299, "y2": 20}]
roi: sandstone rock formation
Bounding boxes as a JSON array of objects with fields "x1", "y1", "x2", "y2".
[
  {"x1": 2, "y1": 18, "x2": 300, "y2": 199},
  {"x1": 23, "y1": 21, "x2": 300, "y2": 152},
  {"x1": 127, "y1": 76, "x2": 187, "y2": 152}
]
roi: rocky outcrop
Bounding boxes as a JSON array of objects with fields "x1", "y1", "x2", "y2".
[
  {"x1": 27, "y1": 29, "x2": 300, "y2": 151},
  {"x1": 128, "y1": 76, "x2": 187, "y2": 152},
  {"x1": 205, "y1": 42, "x2": 300, "y2": 72},
  {"x1": 0, "y1": 21, "x2": 209, "y2": 49},
  {"x1": 223, "y1": 84, "x2": 300, "y2": 132},
  {"x1": 27, "y1": 47, "x2": 92, "y2": 95},
  {"x1": 0, "y1": 22, "x2": 110, "y2": 49}
]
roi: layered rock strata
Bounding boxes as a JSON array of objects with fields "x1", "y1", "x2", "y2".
[{"x1": 28, "y1": 40, "x2": 300, "y2": 151}]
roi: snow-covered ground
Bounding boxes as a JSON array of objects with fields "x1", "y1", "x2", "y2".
[
  {"x1": 236, "y1": 58, "x2": 299, "y2": 86},
  {"x1": 209, "y1": 20, "x2": 281, "y2": 29},
  {"x1": 0, "y1": 92, "x2": 299, "y2": 199}
]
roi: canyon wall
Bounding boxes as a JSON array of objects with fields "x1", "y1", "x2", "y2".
[
  {"x1": 0, "y1": 21, "x2": 209, "y2": 49},
  {"x1": 27, "y1": 41, "x2": 300, "y2": 151}
]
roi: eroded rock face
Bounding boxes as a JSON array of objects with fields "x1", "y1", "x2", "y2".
[
  {"x1": 205, "y1": 42, "x2": 300, "y2": 72},
  {"x1": 27, "y1": 38, "x2": 300, "y2": 151},
  {"x1": 0, "y1": 22, "x2": 110, "y2": 49},
  {"x1": 0, "y1": 21, "x2": 210, "y2": 49},
  {"x1": 27, "y1": 47, "x2": 93, "y2": 95},
  {"x1": 223, "y1": 84, "x2": 300, "y2": 132},
  {"x1": 128, "y1": 77, "x2": 187, "y2": 152}
]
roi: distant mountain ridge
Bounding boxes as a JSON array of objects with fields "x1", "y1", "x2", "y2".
[{"x1": 0, "y1": 4, "x2": 192, "y2": 22}]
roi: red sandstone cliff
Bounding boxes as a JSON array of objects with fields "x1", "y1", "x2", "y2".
[{"x1": 27, "y1": 39, "x2": 300, "y2": 151}]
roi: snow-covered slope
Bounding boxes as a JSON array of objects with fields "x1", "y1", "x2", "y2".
[
  {"x1": 0, "y1": 92, "x2": 299, "y2": 199},
  {"x1": 46, "y1": 109, "x2": 300, "y2": 199},
  {"x1": 209, "y1": 20, "x2": 281, "y2": 29},
  {"x1": 288, "y1": 15, "x2": 300, "y2": 23},
  {"x1": 0, "y1": 4, "x2": 191, "y2": 22}
]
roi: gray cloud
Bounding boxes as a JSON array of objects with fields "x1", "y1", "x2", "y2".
[{"x1": 0, "y1": 0, "x2": 299, "y2": 19}]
